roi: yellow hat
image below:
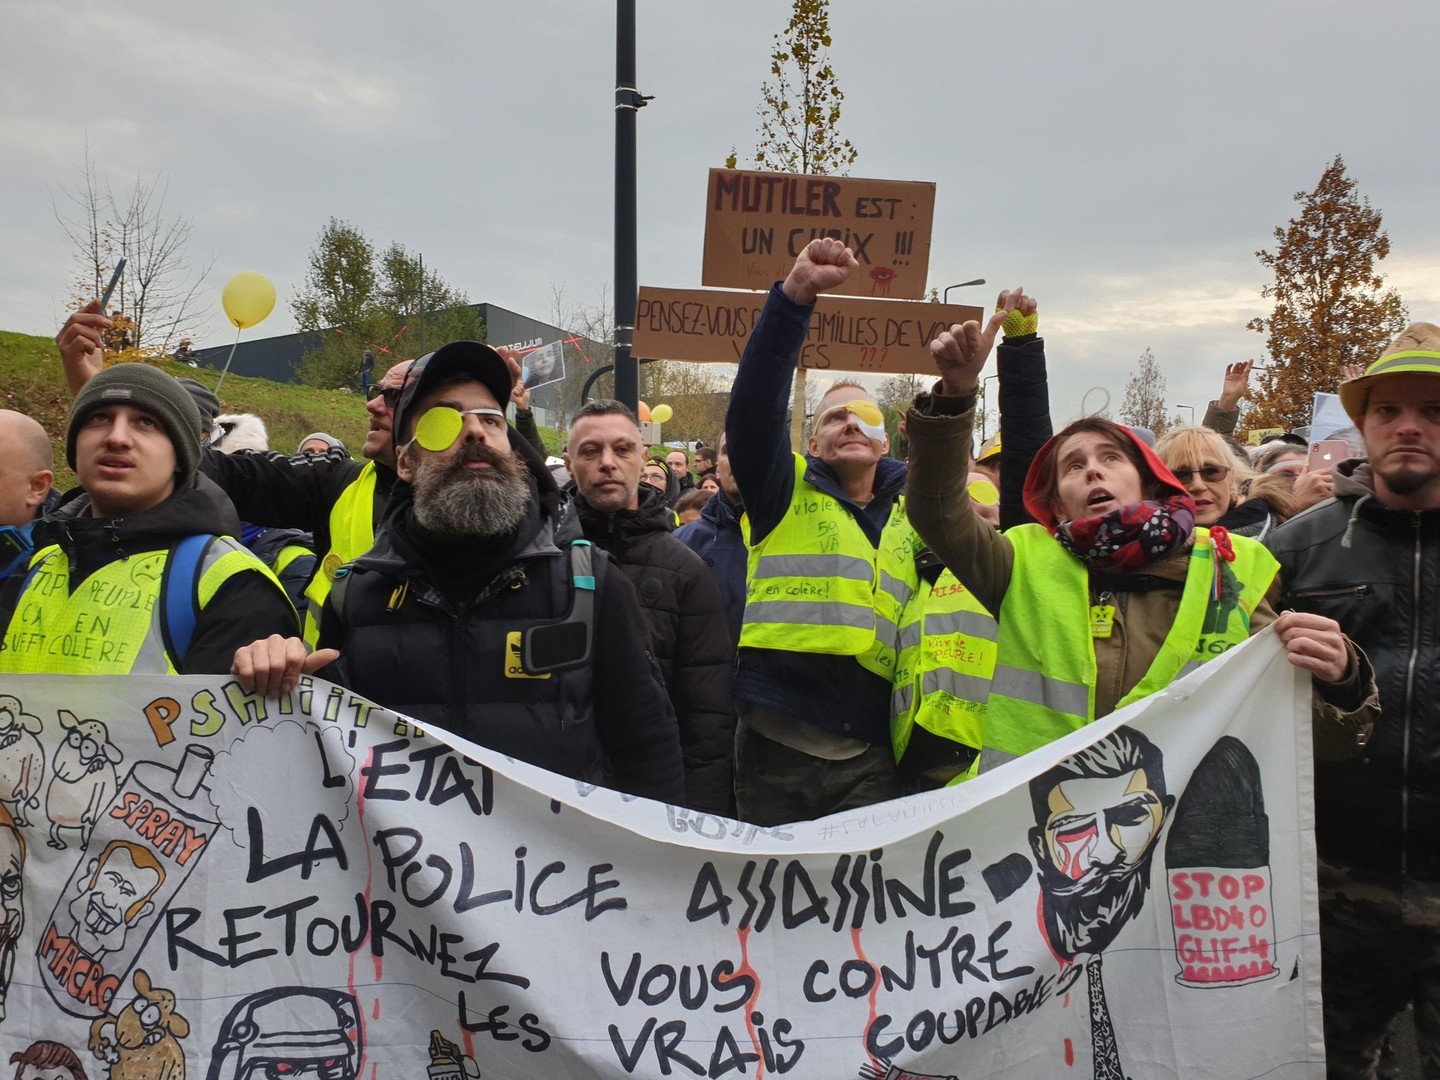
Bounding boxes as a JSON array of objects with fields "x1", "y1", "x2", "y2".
[
  {"x1": 1339, "y1": 322, "x2": 1440, "y2": 423},
  {"x1": 976, "y1": 432, "x2": 1002, "y2": 462}
]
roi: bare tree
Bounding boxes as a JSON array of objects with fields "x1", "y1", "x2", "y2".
[
  {"x1": 1120, "y1": 347, "x2": 1170, "y2": 435},
  {"x1": 51, "y1": 144, "x2": 213, "y2": 355}
]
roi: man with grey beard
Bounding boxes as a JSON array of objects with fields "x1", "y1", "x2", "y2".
[{"x1": 232, "y1": 341, "x2": 686, "y2": 804}]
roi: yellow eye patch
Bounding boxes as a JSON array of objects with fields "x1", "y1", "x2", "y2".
[
  {"x1": 411, "y1": 406, "x2": 506, "y2": 452},
  {"x1": 967, "y1": 479, "x2": 999, "y2": 506}
]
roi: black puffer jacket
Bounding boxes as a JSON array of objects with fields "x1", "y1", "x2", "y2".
[
  {"x1": 567, "y1": 482, "x2": 736, "y2": 816},
  {"x1": 318, "y1": 434, "x2": 684, "y2": 804},
  {"x1": 1268, "y1": 461, "x2": 1440, "y2": 879}
]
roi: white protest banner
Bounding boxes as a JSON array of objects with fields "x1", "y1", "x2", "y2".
[{"x1": 0, "y1": 632, "x2": 1322, "y2": 1079}]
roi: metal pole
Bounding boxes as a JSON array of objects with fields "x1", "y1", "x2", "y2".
[
  {"x1": 417, "y1": 251, "x2": 424, "y2": 356},
  {"x1": 613, "y1": 0, "x2": 644, "y2": 411},
  {"x1": 943, "y1": 278, "x2": 986, "y2": 304}
]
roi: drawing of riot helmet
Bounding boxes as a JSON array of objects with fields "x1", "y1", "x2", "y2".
[{"x1": 206, "y1": 987, "x2": 361, "y2": 1080}]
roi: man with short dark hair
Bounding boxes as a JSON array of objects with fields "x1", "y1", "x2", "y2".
[
  {"x1": 694, "y1": 445, "x2": 718, "y2": 479},
  {"x1": 666, "y1": 448, "x2": 694, "y2": 503},
  {"x1": 233, "y1": 343, "x2": 685, "y2": 803},
  {"x1": 1267, "y1": 322, "x2": 1440, "y2": 1078},
  {"x1": 564, "y1": 400, "x2": 735, "y2": 814}
]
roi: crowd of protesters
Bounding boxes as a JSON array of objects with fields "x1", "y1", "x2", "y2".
[{"x1": 10, "y1": 238, "x2": 1440, "y2": 1076}]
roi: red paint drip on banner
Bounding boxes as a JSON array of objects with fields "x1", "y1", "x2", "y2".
[{"x1": 737, "y1": 927, "x2": 765, "y2": 1080}]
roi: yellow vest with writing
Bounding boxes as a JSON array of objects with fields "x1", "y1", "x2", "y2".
[
  {"x1": 740, "y1": 455, "x2": 914, "y2": 679},
  {"x1": 987, "y1": 524, "x2": 1279, "y2": 759},
  {"x1": 0, "y1": 537, "x2": 276, "y2": 675},
  {"x1": 302, "y1": 460, "x2": 378, "y2": 646},
  {"x1": 892, "y1": 565, "x2": 998, "y2": 785}
]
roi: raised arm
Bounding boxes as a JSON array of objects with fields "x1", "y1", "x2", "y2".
[
  {"x1": 905, "y1": 291, "x2": 1021, "y2": 615},
  {"x1": 1203, "y1": 360, "x2": 1253, "y2": 435},
  {"x1": 55, "y1": 300, "x2": 109, "y2": 396},
  {"x1": 993, "y1": 291, "x2": 1049, "y2": 529},
  {"x1": 725, "y1": 239, "x2": 858, "y2": 544}
]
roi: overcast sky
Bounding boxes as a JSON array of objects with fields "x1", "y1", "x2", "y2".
[{"x1": 5, "y1": 0, "x2": 1438, "y2": 422}]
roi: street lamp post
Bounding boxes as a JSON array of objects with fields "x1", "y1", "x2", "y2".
[
  {"x1": 980, "y1": 373, "x2": 999, "y2": 441},
  {"x1": 1176, "y1": 404, "x2": 1195, "y2": 425},
  {"x1": 943, "y1": 279, "x2": 986, "y2": 304}
]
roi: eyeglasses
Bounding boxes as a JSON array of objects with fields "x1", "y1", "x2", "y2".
[
  {"x1": 1171, "y1": 464, "x2": 1231, "y2": 485},
  {"x1": 403, "y1": 406, "x2": 507, "y2": 454},
  {"x1": 368, "y1": 385, "x2": 403, "y2": 409}
]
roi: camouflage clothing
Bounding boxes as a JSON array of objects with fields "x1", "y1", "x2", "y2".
[{"x1": 1318, "y1": 859, "x2": 1440, "y2": 1079}]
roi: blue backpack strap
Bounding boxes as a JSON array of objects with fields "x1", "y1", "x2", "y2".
[{"x1": 162, "y1": 534, "x2": 214, "y2": 666}]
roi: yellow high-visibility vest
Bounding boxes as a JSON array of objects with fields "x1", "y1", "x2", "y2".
[
  {"x1": 986, "y1": 524, "x2": 1279, "y2": 760},
  {"x1": 302, "y1": 460, "x2": 378, "y2": 646},
  {"x1": 740, "y1": 454, "x2": 914, "y2": 680},
  {"x1": 0, "y1": 537, "x2": 279, "y2": 674}
]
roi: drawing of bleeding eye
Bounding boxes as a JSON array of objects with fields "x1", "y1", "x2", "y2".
[{"x1": 869, "y1": 267, "x2": 897, "y2": 284}]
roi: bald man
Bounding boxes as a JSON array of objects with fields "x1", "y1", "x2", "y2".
[{"x1": 0, "y1": 410, "x2": 57, "y2": 578}]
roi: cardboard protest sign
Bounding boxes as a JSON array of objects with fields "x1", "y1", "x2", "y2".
[
  {"x1": 702, "y1": 169, "x2": 936, "y2": 300},
  {"x1": 0, "y1": 633, "x2": 1322, "y2": 1078},
  {"x1": 634, "y1": 287, "x2": 984, "y2": 376}
]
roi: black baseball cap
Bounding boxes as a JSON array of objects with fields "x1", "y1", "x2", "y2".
[{"x1": 392, "y1": 341, "x2": 513, "y2": 449}]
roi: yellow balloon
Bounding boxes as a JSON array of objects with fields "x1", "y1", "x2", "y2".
[
  {"x1": 651, "y1": 403, "x2": 673, "y2": 424},
  {"x1": 222, "y1": 272, "x2": 276, "y2": 330}
]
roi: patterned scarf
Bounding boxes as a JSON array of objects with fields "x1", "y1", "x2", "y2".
[{"x1": 1055, "y1": 495, "x2": 1195, "y2": 572}]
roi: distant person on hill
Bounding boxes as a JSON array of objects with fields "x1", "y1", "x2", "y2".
[
  {"x1": 298, "y1": 432, "x2": 349, "y2": 458},
  {"x1": 359, "y1": 348, "x2": 375, "y2": 396}
]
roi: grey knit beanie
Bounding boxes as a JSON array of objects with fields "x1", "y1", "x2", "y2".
[{"x1": 67, "y1": 364, "x2": 203, "y2": 479}]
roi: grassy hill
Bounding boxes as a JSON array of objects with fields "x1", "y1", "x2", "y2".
[
  {"x1": 0, "y1": 330, "x2": 563, "y2": 489},
  {"x1": 2, "y1": 330, "x2": 373, "y2": 489}
]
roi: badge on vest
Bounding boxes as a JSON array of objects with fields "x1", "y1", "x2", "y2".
[
  {"x1": 505, "y1": 631, "x2": 551, "y2": 679},
  {"x1": 1090, "y1": 604, "x2": 1116, "y2": 639}
]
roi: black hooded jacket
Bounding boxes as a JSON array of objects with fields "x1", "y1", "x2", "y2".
[
  {"x1": 1268, "y1": 460, "x2": 1440, "y2": 879},
  {"x1": 565, "y1": 481, "x2": 736, "y2": 815},
  {"x1": 3, "y1": 475, "x2": 298, "y2": 673},
  {"x1": 317, "y1": 432, "x2": 686, "y2": 804}
]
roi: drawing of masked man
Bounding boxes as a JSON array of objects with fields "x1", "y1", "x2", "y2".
[{"x1": 1028, "y1": 726, "x2": 1175, "y2": 1080}]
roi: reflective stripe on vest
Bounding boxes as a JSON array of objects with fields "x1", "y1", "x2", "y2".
[
  {"x1": 302, "y1": 460, "x2": 378, "y2": 646},
  {"x1": 986, "y1": 524, "x2": 1279, "y2": 759},
  {"x1": 0, "y1": 537, "x2": 277, "y2": 674},
  {"x1": 894, "y1": 568, "x2": 998, "y2": 770},
  {"x1": 739, "y1": 454, "x2": 913, "y2": 679}
]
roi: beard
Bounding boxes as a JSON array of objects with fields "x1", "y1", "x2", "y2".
[
  {"x1": 1035, "y1": 851, "x2": 1157, "y2": 961},
  {"x1": 411, "y1": 444, "x2": 531, "y2": 539},
  {"x1": 1376, "y1": 449, "x2": 1440, "y2": 495}
]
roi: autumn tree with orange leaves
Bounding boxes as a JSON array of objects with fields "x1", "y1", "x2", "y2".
[{"x1": 1245, "y1": 156, "x2": 1407, "y2": 429}]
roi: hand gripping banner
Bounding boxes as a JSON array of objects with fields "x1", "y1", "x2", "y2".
[{"x1": 0, "y1": 631, "x2": 1323, "y2": 1078}]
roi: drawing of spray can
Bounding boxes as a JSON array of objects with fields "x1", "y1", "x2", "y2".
[
  {"x1": 36, "y1": 744, "x2": 218, "y2": 1016},
  {"x1": 1165, "y1": 736, "x2": 1279, "y2": 987}
]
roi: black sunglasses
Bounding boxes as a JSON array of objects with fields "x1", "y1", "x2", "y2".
[
  {"x1": 367, "y1": 385, "x2": 403, "y2": 408},
  {"x1": 1172, "y1": 464, "x2": 1230, "y2": 485}
]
